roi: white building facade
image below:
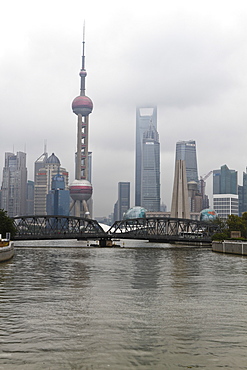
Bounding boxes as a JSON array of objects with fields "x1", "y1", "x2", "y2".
[{"x1": 213, "y1": 194, "x2": 239, "y2": 219}]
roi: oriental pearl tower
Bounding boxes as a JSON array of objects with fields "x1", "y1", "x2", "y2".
[{"x1": 69, "y1": 28, "x2": 93, "y2": 218}]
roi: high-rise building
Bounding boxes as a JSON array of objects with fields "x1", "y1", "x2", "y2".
[
  {"x1": 135, "y1": 106, "x2": 160, "y2": 211},
  {"x1": 34, "y1": 153, "x2": 69, "y2": 215},
  {"x1": 1, "y1": 151, "x2": 27, "y2": 217},
  {"x1": 46, "y1": 173, "x2": 70, "y2": 216},
  {"x1": 187, "y1": 181, "x2": 202, "y2": 213},
  {"x1": 175, "y1": 140, "x2": 199, "y2": 184},
  {"x1": 34, "y1": 150, "x2": 48, "y2": 185},
  {"x1": 213, "y1": 165, "x2": 237, "y2": 195},
  {"x1": 213, "y1": 164, "x2": 238, "y2": 218},
  {"x1": 175, "y1": 140, "x2": 203, "y2": 212},
  {"x1": 213, "y1": 194, "x2": 239, "y2": 219},
  {"x1": 237, "y1": 170, "x2": 247, "y2": 216},
  {"x1": 113, "y1": 182, "x2": 130, "y2": 222},
  {"x1": 118, "y1": 182, "x2": 130, "y2": 220},
  {"x1": 26, "y1": 180, "x2": 34, "y2": 215}
]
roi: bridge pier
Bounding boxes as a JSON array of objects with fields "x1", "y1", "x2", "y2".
[{"x1": 99, "y1": 238, "x2": 113, "y2": 247}]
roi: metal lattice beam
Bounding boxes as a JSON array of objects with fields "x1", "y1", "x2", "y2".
[{"x1": 13, "y1": 215, "x2": 106, "y2": 240}]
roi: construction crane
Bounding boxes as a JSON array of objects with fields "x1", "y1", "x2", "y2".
[{"x1": 200, "y1": 171, "x2": 213, "y2": 198}]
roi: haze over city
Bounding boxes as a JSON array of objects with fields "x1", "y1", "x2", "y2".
[{"x1": 1, "y1": 0, "x2": 247, "y2": 216}]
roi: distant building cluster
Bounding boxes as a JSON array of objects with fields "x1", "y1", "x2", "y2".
[
  {"x1": 1, "y1": 100, "x2": 246, "y2": 222},
  {"x1": 0, "y1": 150, "x2": 70, "y2": 218},
  {"x1": 109, "y1": 106, "x2": 247, "y2": 223}
]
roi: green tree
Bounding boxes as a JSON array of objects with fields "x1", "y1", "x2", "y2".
[
  {"x1": 0, "y1": 209, "x2": 16, "y2": 238},
  {"x1": 211, "y1": 217, "x2": 229, "y2": 240},
  {"x1": 227, "y1": 214, "x2": 247, "y2": 238},
  {"x1": 241, "y1": 212, "x2": 247, "y2": 238},
  {"x1": 212, "y1": 214, "x2": 247, "y2": 240}
]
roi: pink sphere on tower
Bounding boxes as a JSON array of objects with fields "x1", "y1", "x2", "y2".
[
  {"x1": 72, "y1": 96, "x2": 93, "y2": 116},
  {"x1": 69, "y1": 179, "x2": 93, "y2": 202}
]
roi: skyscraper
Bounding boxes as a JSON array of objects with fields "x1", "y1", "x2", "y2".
[
  {"x1": 118, "y1": 182, "x2": 130, "y2": 220},
  {"x1": 239, "y1": 170, "x2": 247, "y2": 216},
  {"x1": 34, "y1": 153, "x2": 69, "y2": 215},
  {"x1": 34, "y1": 150, "x2": 48, "y2": 185},
  {"x1": 135, "y1": 106, "x2": 160, "y2": 211},
  {"x1": 213, "y1": 164, "x2": 238, "y2": 219},
  {"x1": 1, "y1": 151, "x2": 27, "y2": 217},
  {"x1": 26, "y1": 180, "x2": 34, "y2": 215},
  {"x1": 175, "y1": 140, "x2": 199, "y2": 184},
  {"x1": 46, "y1": 173, "x2": 70, "y2": 216},
  {"x1": 213, "y1": 164, "x2": 237, "y2": 195},
  {"x1": 175, "y1": 140, "x2": 204, "y2": 213}
]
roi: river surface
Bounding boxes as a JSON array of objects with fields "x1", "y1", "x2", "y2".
[{"x1": 1, "y1": 239, "x2": 247, "y2": 369}]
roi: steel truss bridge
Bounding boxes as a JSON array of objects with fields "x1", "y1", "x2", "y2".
[
  {"x1": 12, "y1": 215, "x2": 106, "y2": 241},
  {"x1": 108, "y1": 217, "x2": 218, "y2": 244},
  {"x1": 12, "y1": 215, "x2": 219, "y2": 245}
]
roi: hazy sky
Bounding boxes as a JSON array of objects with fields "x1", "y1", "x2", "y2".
[{"x1": 1, "y1": 0, "x2": 247, "y2": 216}]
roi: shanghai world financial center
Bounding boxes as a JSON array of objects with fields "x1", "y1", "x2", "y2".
[{"x1": 135, "y1": 106, "x2": 160, "y2": 212}]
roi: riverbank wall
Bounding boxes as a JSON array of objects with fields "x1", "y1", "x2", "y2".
[{"x1": 212, "y1": 240, "x2": 247, "y2": 255}]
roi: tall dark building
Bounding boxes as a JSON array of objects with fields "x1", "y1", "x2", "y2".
[
  {"x1": 213, "y1": 164, "x2": 238, "y2": 219},
  {"x1": 213, "y1": 165, "x2": 237, "y2": 195},
  {"x1": 175, "y1": 140, "x2": 199, "y2": 184},
  {"x1": 46, "y1": 173, "x2": 70, "y2": 216},
  {"x1": 118, "y1": 182, "x2": 130, "y2": 220},
  {"x1": 1, "y1": 152, "x2": 27, "y2": 217},
  {"x1": 26, "y1": 180, "x2": 34, "y2": 215},
  {"x1": 135, "y1": 106, "x2": 160, "y2": 211},
  {"x1": 175, "y1": 140, "x2": 203, "y2": 213},
  {"x1": 238, "y1": 170, "x2": 247, "y2": 216}
]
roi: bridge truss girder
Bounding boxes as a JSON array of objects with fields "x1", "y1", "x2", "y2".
[
  {"x1": 108, "y1": 217, "x2": 219, "y2": 242},
  {"x1": 13, "y1": 215, "x2": 106, "y2": 240}
]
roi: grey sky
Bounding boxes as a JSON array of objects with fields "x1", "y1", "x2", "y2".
[{"x1": 1, "y1": 0, "x2": 247, "y2": 216}]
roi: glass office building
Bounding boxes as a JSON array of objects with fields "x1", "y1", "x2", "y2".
[
  {"x1": 175, "y1": 140, "x2": 199, "y2": 184},
  {"x1": 1, "y1": 152, "x2": 27, "y2": 217},
  {"x1": 135, "y1": 106, "x2": 160, "y2": 212},
  {"x1": 213, "y1": 165, "x2": 237, "y2": 195},
  {"x1": 118, "y1": 182, "x2": 130, "y2": 220},
  {"x1": 213, "y1": 164, "x2": 238, "y2": 219}
]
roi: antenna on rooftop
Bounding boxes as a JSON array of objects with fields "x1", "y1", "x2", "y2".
[{"x1": 44, "y1": 139, "x2": 47, "y2": 154}]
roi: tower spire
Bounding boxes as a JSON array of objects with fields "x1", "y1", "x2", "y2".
[{"x1": 80, "y1": 21, "x2": 86, "y2": 96}]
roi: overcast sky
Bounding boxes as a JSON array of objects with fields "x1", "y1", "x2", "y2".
[{"x1": 1, "y1": 0, "x2": 247, "y2": 217}]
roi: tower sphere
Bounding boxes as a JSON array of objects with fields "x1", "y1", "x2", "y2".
[
  {"x1": 69, "y1": 179, "x2": 93, "y2": 201},
  {"x1": 72, "y1": 96, "x2": 93, "y2": 116},
  {"x1": 79, "y1": 69, "x2": 87, "y2": 77}
]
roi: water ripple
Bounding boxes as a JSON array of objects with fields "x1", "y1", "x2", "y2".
[{"x1": 1, "y1": 243, "x2": 247, "y2": 368}]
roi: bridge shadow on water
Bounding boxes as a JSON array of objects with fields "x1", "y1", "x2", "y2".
[{"x1": 12, "y1": 215, "x2": 219, "y2": 245}]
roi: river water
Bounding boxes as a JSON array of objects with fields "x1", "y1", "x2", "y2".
[{"x1": 1, "y1": 239, "x2": 247, "y2": 369}]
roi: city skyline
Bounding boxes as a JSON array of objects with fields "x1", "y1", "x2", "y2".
[{"x1": 1, "y1": 1, "x2": 247, "y2": 216}]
